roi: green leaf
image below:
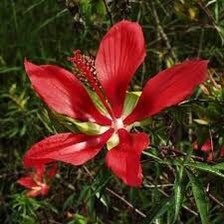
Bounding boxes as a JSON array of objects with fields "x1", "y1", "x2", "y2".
[
  {"x1": 187, "y1": 171, "x2": 210, "y2": 224},
  {"x1": 142, "y1": 150, "x2": 167, "y2": 164},
  {"x1": 173, "y1": 166, "x2": 185, "y2": 223},
  {"x1": 186, "y1": 161, "x2": 224, "y2": 178},
  {"x1": 212, "y1": 162, "x2": 224, "y2": 170},
  {"x1": 142, "y1": 197, "x2": 173, "y2": 224},
  {"x1": 67, "y1": 213, "x2": 88, "y2": 224},
  {"x1": 94, "y1": 0, "x2": 106, "y2": 17},
  {"x1": 80, "y1": 0, "x2": 92, "y2": 17},
  {"x1": 0, "y1": 66, "x2": 21, "y2": 73},
  {"x1": 35, "y1": 9, "x2": 68, "y2": 32}
]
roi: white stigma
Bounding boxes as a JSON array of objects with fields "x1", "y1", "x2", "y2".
[{"x1": 113, "y1": 118, "x2": 124, "y2": 131}]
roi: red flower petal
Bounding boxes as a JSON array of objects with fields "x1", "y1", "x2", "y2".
[
  {"x1": 193, "y1": 139, "x2": 214, "y2": 161},
  {"x1": 95, "y1": 20, "x2": 146, "y2": 117},
  {"x1": 24, "y1": 60, "x2": 111, "y2": 125},
  {"x1": 18, "y1": 163, "x2": 57, "y2": 197},
  {"x1": 18, "y1": 176, "x2": 36, "y2": 189},
  {"x1": 201, "y1": 139, "x2": 212, "y2": 153},
  {"x1": 26, "y1": 190, "x2": 43, "y2": 197},
  {"x1": 47, "y1": 163, "x2": 58, "y2": 179},
  {"x1": 24, "y1": 181, "x2": 49, "y2": 197},
  {"x1": 23, "y1": 129, "x2": 114, "y2": 168},
  {"x1": 106, "y1": 129, "x2": 149, "y2": 186},
  {"x1": 220, "y1": 147, "x2": 224, "y2": 157},
  {"x1": 125, "y1": 60, "x2": 208, "y2": 124}
]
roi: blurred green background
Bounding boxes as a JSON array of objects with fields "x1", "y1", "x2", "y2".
[{"x1": 1, "y1": 0, "x2": 224, "y2": 223}]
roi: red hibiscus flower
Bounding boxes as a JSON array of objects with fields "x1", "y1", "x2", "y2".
[
  {"x1": 193, "y1": 139, "x2": 214, "y2": 161},
  {"x1": 19, "y1": 20, "x2": 208, "y2": 196},
  {"x1": 193, "y1": 139, "x2": 224, "y2": 161},
  {"x1": 18, "y1": 164, "x2": 57, "y2": 197}
]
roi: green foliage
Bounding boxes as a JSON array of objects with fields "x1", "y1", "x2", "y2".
[
  {"x1": 187, "y1": 171, "x2": 210, "y2": 224},
  {"x1": 1, "y1": 0, "x2": 224, "y2": 223}
]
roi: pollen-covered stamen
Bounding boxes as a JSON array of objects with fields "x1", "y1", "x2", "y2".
[
  {"x1": 70, "y1": 51, "x2": 102, "y2": 91},
  {"x1": 68, "y1": 50, "x2": 115, "y2": 119}
]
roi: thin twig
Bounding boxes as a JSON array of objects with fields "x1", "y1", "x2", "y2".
[
  {"x1": 55, "y1": 174, "x2": 75, "y2": 190},
  {"x1": 144, "y1": 183, "x2": 173, "y2": 188},
  {"x1": 105, "y1": 187, "x2": 146, "y2": 218},
  {"x1": 149, "y1": 144, "x2": 212, "y2": 163},
  {"x1": 102, "y1": 0, "x2": 114, "y2": 26},
  {"x1": 197, "y1": 28, "x2": 204, "y2": 57},
  {"x1": 209, "y1": 127, "x2": 214, "y2": 161},
  {"x1": 83, "y1": 165, "x2": 147, "y2": 218},
  {"x1": 206, "y1": 183, "x2": 224, "y2": 209},
  {"x1": 188, "y1": 109, "x2": 193, "y2": 142},
  {"x1": 197, "y1": 0, "x2": 216, "y2": 25},
  {"x1": 145, "y1": 177, "x2": 198, "y2": 216},
  {"x1": 151, "y1": 1, "x2": 177, "y2": 62},
  {"x1": 207, "y1": 193, "x2": 224, "y2": 209}
]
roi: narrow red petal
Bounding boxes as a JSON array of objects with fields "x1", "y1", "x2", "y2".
[
  {"x1": 106, "y1": 129, "x2": 149, "y2": 186},
  {"x1": 220, "y1": 147, "x2": 224, "y2": 157},
  {"x1": 95, "y1": 20, "x2": 146, "y2": 117},
  {"x1": 201, "y1": 139, "x2": 212, "y2": 153},
  {"x1": 207, "y1": 152, "x2": 213, "y2": 161},
  {"x1": 24, "y1": 60, "x2": 111, "y2": 125},
  {"x1": 125, "y1": 60, "x2": 208, "y2": 124},
  {"x1": 18, "y1": 176, "x2": 36, "y2": 189},
  {"x1": 47, "y1": 163, "x2": 58, "y2": 179},
  {"x1": 23, "y1": 129, "x2": 113, "y2": 168},
  {"x1": 18, "y1": 164, "x2": 56, "y2": 197},
  {"x1": 26, "y1": 184, "x2": 49, "y2": 197},
  {"x1": 26, "y1": 190, "x2": 43, "y2": 197}
]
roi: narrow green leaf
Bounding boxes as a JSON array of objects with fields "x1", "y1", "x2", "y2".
[
  {"x1": 211, "y1": 162, "x2": 224, "y2": 170},
  {"x1": 0, "y1": 66, "x2": 21, "y2": 74},
  {"x1": 173, "y1": 166, "x2": 185, "y2": 223},
  {"x1": 187, "y1": 171, "x2": 209, "y2": 224},
  {"x1": 186, "y1": 161, "x2": 224, "y2": 178},
  {"x1": 142, "y1": 151, "x2": 167, "y2": 164},
  {"x1": 23, "y1": 0, "x2": 46, "y2": 14},
  {"x1": 35, "y1": 9, "x2": 68, "y2": 32},
  {"x1": 142, "y1": 197, "x2": 173, "y2": 224}
]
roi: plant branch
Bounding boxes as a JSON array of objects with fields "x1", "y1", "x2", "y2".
[
  {"x1": 150, "y1": 1, "x2": 177, "y2": 62},
  {"x1": 83, "y1": 165, "x2": 146, "y2": 218}
]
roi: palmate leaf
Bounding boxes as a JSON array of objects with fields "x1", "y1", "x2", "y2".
[{"x1": 187, "y1": 171, "x2": 210, "y2": 224}]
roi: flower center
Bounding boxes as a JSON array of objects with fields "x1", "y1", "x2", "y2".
[
  {"x1": 112, "y1": 118, "x2": 124, "y2": 131},
  {"x1": 107, "y1": 118, "x2": 125, "y2": 150}
]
